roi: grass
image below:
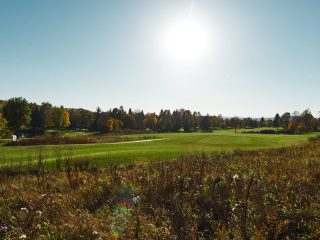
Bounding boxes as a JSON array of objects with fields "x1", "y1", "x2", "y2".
[
  {"x1": 0, "y1": 129, "x2": 318, "y2": 166},
  {"x1": 0, "y1": 138, "x2": 320, "y2": 239}
]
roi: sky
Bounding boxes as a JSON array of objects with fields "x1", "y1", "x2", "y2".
[{"x1": 0, "y1": 0, "x2": 319, "y2": 117}]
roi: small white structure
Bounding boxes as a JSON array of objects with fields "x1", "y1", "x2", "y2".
[{"x1": 12, "y1": 135, "x2": 17, "y2": 142}]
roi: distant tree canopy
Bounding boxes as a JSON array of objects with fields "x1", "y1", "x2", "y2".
[
  {"x1": 3, "y1": 97, "x2": 31, "y2": 131},
  {"x1": 0, "y1": 100, "x2": 6, "y2": 114},
  {"x1": 0, "y1": 114, "x2": 7, "y2": 130},
  {"x1": 0, "y1": 114, "x2": 7, "y2": 138},
  {"x1": 0, "y1": 97, "x2": 319, "y2": 134}
]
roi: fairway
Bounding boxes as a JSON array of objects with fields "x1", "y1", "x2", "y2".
[{"x1": 0, "y1": 130, "x2": 316, "y2": 166}]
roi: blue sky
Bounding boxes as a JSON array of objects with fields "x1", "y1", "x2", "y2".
[{"x1": 0, "y1": 0, "x2": 319, "y2": 117}]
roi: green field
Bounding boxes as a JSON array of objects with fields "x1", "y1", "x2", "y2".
[{"x1": 0, "y1": 129, "x2": 317, "y2": 166}]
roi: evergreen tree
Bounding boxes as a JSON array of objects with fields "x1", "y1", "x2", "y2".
[{"x1": 273, "y1": 113, "x2": 281, "y2": 128}]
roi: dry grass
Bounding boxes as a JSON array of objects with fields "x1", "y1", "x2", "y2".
[{"x1": 0, "y1": 139, "x2": 320, "y2": 239}]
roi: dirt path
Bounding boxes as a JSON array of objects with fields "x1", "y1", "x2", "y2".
[{"x1": 106, "y1": 138, "x2": 169, "y2": 145}]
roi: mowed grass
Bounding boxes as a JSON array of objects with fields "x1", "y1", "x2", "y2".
[{"x1": 0, "y1": 129, "x2": 317, "y2": 166}]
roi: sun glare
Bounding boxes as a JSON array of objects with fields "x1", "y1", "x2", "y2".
[{"x1": 164, "y1": 19, "x2": 209, "y2": 63}]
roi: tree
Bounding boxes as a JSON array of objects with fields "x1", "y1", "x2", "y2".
[
  {"x1": 171, "y1": 110, "x2": 183, "y2": 132},
  {"x1": 273, "y1": 113, "x2": 281, "y2": 128},
  {"x1": 182, "y1": 110, "x2": 193, "y2": 132},
  {"x1": 158, "y1": 110, "x2": 172, "y2": 132},
  {"x1": 110, "y1": 106, "x2": 126, "y2": 122},
  {"x1": 288, "y1": 120, "x2": 299, "y2": 132},
  {"x1": 0, "y1": 100, "x2": 6, "y2": 114},
  {"x1": 52, "y1": 106, "x2": 65, "y2": 128},
  {"x1": 310, "y1": 117, "x2": 318, "y2": 132},
  {"x1": 93, "y1": 107, "x2": 102, "y2": 131},
  {"x1": 3, "y1": 97, "x2": 31, "y2": 131},
  {"x1": 133, "y1": 110, "x2": 144, "y2": 130},
  {"x1": 260, "y1": 117, "x2": 265, "y2": 128},
  {"x1": 200, "y1": 115, "x2": 211, "y2": 131},
  {"x1": 112, "y1": 118, "x2": 123, "y2": 130},
  {"x1": 63, "y1": 110, "x2": 71, "y2": 128},
  {"x1": 106, "y1": 118, "x2": 114, "y2": 132},
  {"x1": 192, "y1": 111, "x2": 201, "y2": 130},
  {"x1": 106, "y1": 117, "x2": 123, "y2": 132},
  {"x1": 143, "y1": 113, "x2": 158, "y2": 130},
  {"x1": 96, "y1": 113, "x2": 109, "y2": 132},
  {"x1": 281, "y1": 112, "x2": 291, "y2": 129},
  {"x1": 123, "y1": 113, "x2": 136, "y2": 129},
  {"x1": 40, "y1": 102, "x2": 54, "y2": 128},
  {"x1": 212, "y1": 115, "x2": 225, "y2": 129},
  {"x1": 30, "y1": 105, "x2": 42, "y2": 128},
  {"x1": 79, "y1": 109, "x2": 94, "y2": 129},
  {"x1": 0, "y1": 114, "x2": 7, "y2": 138},
  {"x1": 300, "y1": 109, "x2": 313, "y2": 131},
  {"x1": 69, "y1": 108, "x2": 94, "y2": 129},
  {"x1": 228, "y1": 117, "x2": 238, "y2": 132}
]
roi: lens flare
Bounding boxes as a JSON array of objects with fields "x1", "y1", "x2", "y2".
[{"x1": 110, "y1": 184, "x2": 139, "y2": 239}]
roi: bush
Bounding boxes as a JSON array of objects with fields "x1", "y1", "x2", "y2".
[{"x1": 259, "y1": 129, "x2": 276, "y2": 134}]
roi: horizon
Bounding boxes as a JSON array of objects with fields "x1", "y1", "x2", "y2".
[{"x1": 1, "y1": 0, "x2": 319, "y2": 117}]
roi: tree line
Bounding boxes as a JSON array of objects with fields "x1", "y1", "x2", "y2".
[{"x1": 0, "y1": 97, "x2": 319, "y2": 136}]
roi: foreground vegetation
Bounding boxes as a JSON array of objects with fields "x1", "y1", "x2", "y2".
[
  {"x1": 0, "y1": 130, "x2": 317, "y2": 166},
  {"x1": 0, "y1": 137, "x2": 320, "y2": 239}
]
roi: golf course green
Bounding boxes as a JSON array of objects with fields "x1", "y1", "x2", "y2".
[{"x1": 0, "y1": 129, "x2": 317, "y2": 166}]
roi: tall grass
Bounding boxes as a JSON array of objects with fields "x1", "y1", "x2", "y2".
[{"x1": 0, "y1": 139, "x2": 319, "y2": 239}]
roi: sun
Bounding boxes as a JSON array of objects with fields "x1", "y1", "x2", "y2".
[{"x1": 164, "y1": 19, "x2": 209, "y2": 63}]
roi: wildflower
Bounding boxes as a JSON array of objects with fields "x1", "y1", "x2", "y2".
[
  {"x1": 36, "y1": 210, "x2": 43, "y2": 215},
  {"x1": 20, "y1": 207, "x2": 28, "y2": 212},
  {"x1": 232, "y1": 203, "x2": 238, "y2": 211},
  {"x1": 1, "y1": 224, "x2": 8, "y2": 231},
  {"x1": 133, "y1": 196, "x2": 140, "y2": 205},
  {"x1": 111, "y1": 232, "x2": 119, "y2": 238},
  {"x1": 39, "y1": 194, "x2": 47, "y2": 199},
  {"x1": 20, "y1": 234, "x2": 27, "y2": 239},
  {"x1": 232, "y1": 174, "x2": 239, "y2": 181}
]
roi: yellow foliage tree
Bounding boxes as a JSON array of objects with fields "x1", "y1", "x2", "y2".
[
  {"x1": 0, "y1": 114, "x2": 7, "y2": 137},
  {"x1": 114, "y1": 119, "x2": 123, "y2": 130},
  {"x1": 106, "y1": 117, "x2": 123, "y2": 132},
  {"x1": 63, "y1": 110, "x2": 71, "y2": 128},
  {"x1": 106, "y1": 119, "x2": 114, "y2": 132},
  {"x1": 0, "y1": 114, "x2": 7, "y2": 130}
]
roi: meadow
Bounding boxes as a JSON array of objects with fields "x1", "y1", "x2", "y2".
[
  {"x1": 0, "y1": 129, "x2": 317, "y2": 166},
  {"x1": 0, "y1": 136, "x2": 319, "y2": 239}
]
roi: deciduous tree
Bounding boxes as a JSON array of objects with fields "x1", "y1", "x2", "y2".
[
  {"x1": 310, "y1": 117, "x2": 318, "y2": 132},
  {"x1": 281, "y1": 112, "x2": 291, "y2": 129},
  {"x1": 143, "y1": 113, "x2": 158, "y2": 130},
  {"x1": 52, "y1": 106, "x2": 65, "y2": 128},
  {"x1": 40, "y1": 102, "x2": 54, "y2": 128},
  {"x1": 63, "y1": 110, "x2": 71, "y2": 128},
  {"x1": 200, "y1": 115, "x2": 211, "y2": 131},
  {"x1": 123, "y1": 113, "x2": 136, "y2": 129},
  {"x1": 3, "y1": 97, "x2": 31, "y2": 131}
]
